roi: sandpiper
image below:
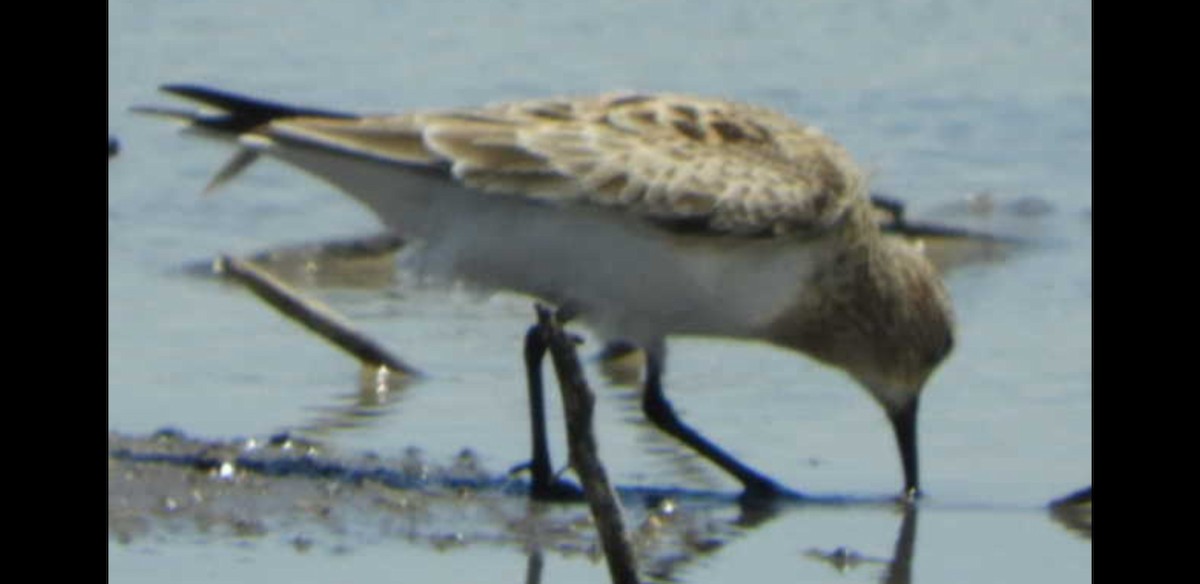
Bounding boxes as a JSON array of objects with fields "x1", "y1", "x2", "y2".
[{"x1": 137, "y1": 85, "x2": 955, "y2": 501}]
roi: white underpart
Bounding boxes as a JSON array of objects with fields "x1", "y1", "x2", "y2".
[{"x1": 253, "y1": 136, "x2": 825, "y2": 348}]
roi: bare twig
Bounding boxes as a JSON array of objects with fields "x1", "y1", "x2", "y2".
[
  {"x1": 215, "y1": 254, "x2": 420, "y2": 377},
  {"x1": 536, "y1": 305, "x2": 640, "y2": 584}
]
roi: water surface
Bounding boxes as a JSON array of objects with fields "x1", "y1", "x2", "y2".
[{"x1": 109, "y1": 1, "x2": 1091, "y2": 581}]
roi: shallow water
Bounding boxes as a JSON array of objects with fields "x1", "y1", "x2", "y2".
[{"x1": 109, "y1": 1, "x2": 1091, "y2": 581}]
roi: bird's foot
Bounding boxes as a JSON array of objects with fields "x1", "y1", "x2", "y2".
[
  {"x1": 509, "y1": 461, "x2": 586, "y2": 502},
  {"x1": 737, "y1": 476, "x2": 803, "y2": 505},
  {"x1": 531, "y1": 477, "x2": 586, "y2": 502}
]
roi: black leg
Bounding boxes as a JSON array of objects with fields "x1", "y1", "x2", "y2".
[
  {"x1": 639, "y1": 341, "x2": 799, "y2": 502},
  {"x1": 522, "y1": 322, "x2": 554, "y2": 490},
  {"x1": 518, "y1": 311, "x2": 583, "y2": 501}
]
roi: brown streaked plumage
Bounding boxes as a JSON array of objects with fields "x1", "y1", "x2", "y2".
[
  {"x1": 137, "y1": 85, "x2": 955, "y2": 501},
  {"x1": 235, "y1": 91, "x2": 864, "y2": 237}
]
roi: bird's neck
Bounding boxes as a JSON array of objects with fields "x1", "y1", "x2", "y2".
[{"x1": 765, "y1": 224, "x2": 946, "y2": 381}]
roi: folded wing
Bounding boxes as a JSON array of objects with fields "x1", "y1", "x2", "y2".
[{"x1": 145, "y1": 86, "x2": 867, "y2": 237}]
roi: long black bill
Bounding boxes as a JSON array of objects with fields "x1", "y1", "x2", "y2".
[{"x1": 888, "y1": 397, "x2": 921, "y2": 500}]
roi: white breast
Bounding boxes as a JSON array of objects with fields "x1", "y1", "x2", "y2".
[{"x1": 269, "y1": 140, "x2": 823, "y2": 346}]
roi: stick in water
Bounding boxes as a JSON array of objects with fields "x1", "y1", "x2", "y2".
[
  {"x1": 215, "y1": 255, "x2": 421, "y2": 377},
  {"x1": 536, "y1": 305, "x2": 640, "y2": 584}
]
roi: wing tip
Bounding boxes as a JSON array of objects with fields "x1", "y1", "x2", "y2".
[{"x1": 138, "y1": 83, "x2": 358, "y2": 134}]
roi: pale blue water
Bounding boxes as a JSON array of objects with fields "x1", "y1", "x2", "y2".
[{"x1": 109, "y1": 1, "x2": 1091, "y2": 582}]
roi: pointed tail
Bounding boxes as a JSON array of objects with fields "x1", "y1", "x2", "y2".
[
  {"x1": 133, "y1": 84, "x2": 360, "y2": 193},
  {"x1": 132, "y1": 83, "x2": 357, "y2": 134}
]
